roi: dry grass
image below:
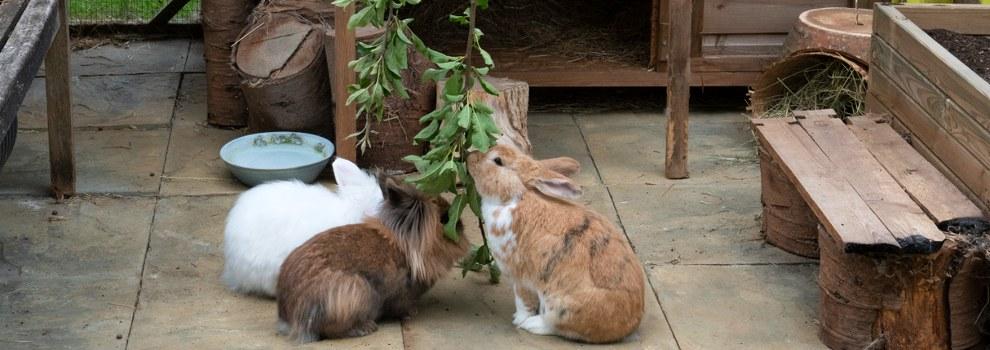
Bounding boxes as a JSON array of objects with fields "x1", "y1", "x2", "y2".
[{"x1": 759, "y1": 60, "x2": 866, "y2": 118}]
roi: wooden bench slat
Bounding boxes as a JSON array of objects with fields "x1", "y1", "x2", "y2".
[
  {"x1": 848, "y1": 116, "x2": 983, "y2": 223},
  {"x1": 0, "y1": 0, "x2": 30, "y2": 50},
  {"x1": 0, "y1": 0, "x2": 59, "y2": 140},
  {"x1": 800, "y1": 115, "x2": 945, "y2": 253},
  {"x1": 754, "y1": 118, "x2": 901, "y2": 253}
]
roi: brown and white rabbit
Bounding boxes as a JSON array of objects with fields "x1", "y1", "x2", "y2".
[
  {"x1": 276, "y1": 175, "x2": 470, "y2": 342},
  {"x1": 467, "y1": 145, "x2": 645, "y2": 344}
]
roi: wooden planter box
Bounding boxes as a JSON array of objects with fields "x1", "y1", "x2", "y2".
[{"x1": 867, "y1": 4, "x2": 990, "y2": 213}]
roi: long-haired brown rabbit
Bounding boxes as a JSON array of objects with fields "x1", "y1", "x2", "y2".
[
  {"x1": 467, "y1": 144, "x2": 645, "y2": 344},
  {"x1": 276, "y1": 175, "x2": 470, "y2": 342}
]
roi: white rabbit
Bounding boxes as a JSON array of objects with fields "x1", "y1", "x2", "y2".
[{"x1": 221, "y1": 158, "x2": 384, "y2": 298}]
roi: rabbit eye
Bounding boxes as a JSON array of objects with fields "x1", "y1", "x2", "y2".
[
  {"x1": 493, "y1": 157, "x2": 503, "y2": 166},
  {"x1": 440, "y1": 212, "x2": 450, "y2": 224}
]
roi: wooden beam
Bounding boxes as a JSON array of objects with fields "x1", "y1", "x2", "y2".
[
  {"x1": 0, "y1": 0, "x2": 29, "y2": 50},
  {"x1": 332, "y1": 4, "x2": 358, "y2": 162},
  {"x1": 847, "y1": 116, "x2": 983, "y2": 222},
  {"x1": 149, "y1": 0, "x2": 193, "y2": 27},
  {"x1": 0, "y1": 0, "x2": 59, "y2": 142},
  {"x1": 690, "y1": 0, "x2": 704, "y2": 57},
  {"x1": 46, "y1": 0, "x2": 74, "y2": 199},
  {"x1": 665, "y1": 0, "x2": 691, "y2": 179}
]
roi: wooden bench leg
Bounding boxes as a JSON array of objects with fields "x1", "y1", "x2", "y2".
[
  {"x1": 332, "y1": 4, "x2": 357, "y2": 162},
  {"x1": 665, "y1": 0, "x2": 691, "y2": 179},
  {"x1": 45, "y1": 0, "x2": 74, "y2": 199}
]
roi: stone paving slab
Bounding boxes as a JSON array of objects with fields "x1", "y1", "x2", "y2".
[
  {"x1": 127, "y1": 195, "x2": 404, "y2": 350},
  {"x1": 576, "y1": 112, "x2": 758, "y2": 187},
  {"x1": 40, "y1": 40, "x2": 190, "y2": 77},
  {"x1": 402, "y1": 214, "x2": 678, "y2": 350},
  {"x1": 0, "y1": 129, "x2": 169, "y2": 196},
  {"x1": 610, "y1": 183, "x2": 811, "y2": 265},
  {"x1": 161, "y1": 74, "x2": 246, "y2": 196},
  {"x1": 0, "y1": 196, "x2": 155, "y2": 349},
  {"x1": 528, "y1": 113, "x2": 577, "y2": 126},
  {"x1": 650, "y1": 264, "x2": 823, "y2": 350},
  {"x1": 529, "y1": 121, "x2": 602, "y2": 185},
  {"x1": 185, "y1": 41, "x2": 205, "y2": 73},
  {"x1": 17, "y1": 74, "x2": 181, "y2": 129}
]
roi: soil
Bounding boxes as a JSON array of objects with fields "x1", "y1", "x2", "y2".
[{"x1": 927, "y1": 29, "x2": 990, "y2": 83}]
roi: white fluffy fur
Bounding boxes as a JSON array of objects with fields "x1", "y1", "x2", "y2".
[{"x1": 221, "y1": 158, "x2": 383, "y2": 297}]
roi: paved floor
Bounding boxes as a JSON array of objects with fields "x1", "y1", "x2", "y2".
[{"x1": 0, "y1": 39, "x2": 823, "y2": 349}]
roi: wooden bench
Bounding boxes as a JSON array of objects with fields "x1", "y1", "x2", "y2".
[
  {"x1": 752, "y1": 110, "x2": 986, "y2": 350},
  {"x1": 0, "y1": 0, "x2": 75, "y2": 198}
]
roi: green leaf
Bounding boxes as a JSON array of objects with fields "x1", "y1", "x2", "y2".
[
  {"x1": 448, "y1": 14, "x2": 469, "y2": 26},
  {"x1": 472, "y1": 101, "x2": 494, "y2": 115},
  {"x1": 402, "y1": 155, "x2": 430, "y2": 173},
  {"x1": 349, "y1": 6, "x2": 374, "y2": 29},
  {"x1": 478, "y1": 47, "x2": 494, "y2": 67},
  {"x1": 471, "y1": 116, "x2": 492, "y2": 152},
  {"x1": 444, "y1": 194, "x2": 467, "y2": 240},
  {"x1": 413, "y1": 120, "x2": 439, "y2": 143},
  {"x1": 456, "y1": 105, "x2": 472, "y2": 128},
  {"x1": 421, "y1": 144, "x2": 451, "y2": 161},
  {"x1": 467, "y1": 185, "x2": 482, "y2": 217},
  {"x1": 436, "y1": 61, "x2": 462, "y2": 70},
  {"x1": 419, "y1": 106, "x2": 446, "y2": 123},
  {"x1": 488, "y1": 262, "x2": 501, "y2": 284},
  {"x1": 442, "y1": 93, "x2": 464, "y2": 104},
  {"x1": 477, "y1": 0, "x2": 489, "y2": 10},
  {"x1": 422, "y1": 68, "x2": 448, "y2": 83},
  {"x1": 346, "y1": 88, "x2": 370, "y2": 105},
  {"x1": 396, "y1": 28, "x2": 413, "y2": 45},
  {"x1": 435, "y1": 117, "x2": 460, "y2": 144},
  {"x1": 478, "y1": 77, "x2": 499, "y2": 96}
]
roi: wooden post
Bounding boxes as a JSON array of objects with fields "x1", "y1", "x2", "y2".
[
  {"x1": 665, "y1": 0, "x2": 691, "y2": 179},
  {"x1": 690, "y1": 0, "x2": 704, "y2": 57},
  {"x1": 45, "y1": 0, "x2": 74, "y2": 199},
  {"x1": 332, "y1": 4, "x2": 358, "y2": 162}
]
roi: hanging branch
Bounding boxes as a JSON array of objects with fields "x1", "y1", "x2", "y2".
[{"x1": 334, "y1": 0, "x2": 503, "y2": 283}]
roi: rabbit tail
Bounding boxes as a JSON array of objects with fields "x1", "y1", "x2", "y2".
[{"x1": 278, "y1": 271, "x2": 382, "y2": 342}]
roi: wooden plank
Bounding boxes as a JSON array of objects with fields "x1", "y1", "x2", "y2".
[
  {"x1": 691, "y1": 0, "x2": 704, "y2": 57},
  {"x1": 0, "y1": 0, "x2": 58, "y2": 142},
  {"x1": 0, "y1": 0, "x2": 29, "y2": 50},
  {"x1": 692, "y1": 54, "x2": 775, "y2": 72},
  {"x1": 46, "y1": 0, "x2": 74, "y2": 198},
  {"x1": 847, "y1": 116, "x2": 982, "y2": 222},
  {"x1": 874, "y1": 5, "x2": 990, "y2": 139},
  {"x1": 793, "y1": 109, "x2": 836, "y2": 119},
  {"x1": 332, "y1": 4, "x2": 358, "y2": 162},
  {"x1": 650, "y1": 0, "x2": 662, "y2": 68},
  {"x1": 799, "y1": 116, "x2": 944, "y2": 253},
  {"x1": 702, "y1": 0, "x2": 848, "y2": 35},
  {"x1": 939, "y1": 100, "x2": 990, "y2": 170},
  {"x1": 870, "y1": 36, "x2": 946, "y2": 124},
  {"x1": 896, "y1": 5, "x2": 990, "y2": 35},
  {"x1": 149, "y1": 0, "x2": 193, "y2": 27},
  {"x1": 869, "y1": 67, "x2": 990, "y2": 210},
  {"x1": 907, "y1": 127, "x2": 989, "y2": 215},
  {"x1": 491, "y1": 69, "x2": 761, "y2": 87},
  {"x1": 753, "y1": 118, "x2": 901, "y2": 252},
  {"x1": 665, "y1": 0, "x2": 691, "y2": 179}
]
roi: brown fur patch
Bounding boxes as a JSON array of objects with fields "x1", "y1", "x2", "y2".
[
  {"x1": 276, "y1": 176, "x2": 470, "y2": 342},
  {"x1": 468, "y1": 145, "x2": 646, "y2": 344}
]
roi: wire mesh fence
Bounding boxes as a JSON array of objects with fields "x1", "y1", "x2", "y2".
[{"x1": 70, "y1": 0, "x2": 201, "y2": 25}]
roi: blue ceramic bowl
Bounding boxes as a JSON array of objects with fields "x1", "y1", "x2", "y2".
[{"x1": 220, "y1": 132, "x2": 335, "y2": 187}]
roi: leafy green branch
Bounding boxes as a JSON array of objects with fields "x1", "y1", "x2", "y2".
[{"x1": 334, "y1": 0, "x2": 503, "y2": 282}]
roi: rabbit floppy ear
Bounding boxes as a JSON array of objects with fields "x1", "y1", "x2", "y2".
[
  {"x1": 530, "y1": 170, "x2": 582, "y2": 201},
  {"x1": 539, "y1": 157, "x2": 581, "y2": 178},
  {"x1": 332, "y1": 157, "x2": 367, "y2": 186}
]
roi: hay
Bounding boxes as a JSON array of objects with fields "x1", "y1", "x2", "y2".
[
  {"x1": 402, "y1": 0, "x2": 652, "y2": 65},
  {"x1": 759, "y1": 59, "x2": 866, "y2": 118}
]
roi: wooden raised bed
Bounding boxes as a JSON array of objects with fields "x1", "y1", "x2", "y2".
[{"x1": 867, "y1": 4, "x2": 990, "y2": 213}]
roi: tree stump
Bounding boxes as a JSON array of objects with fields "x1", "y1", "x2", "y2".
[
  {"x1": 782, "y1": 7, "x2": 873, "y2": 64},
  {"x1": 818, "y1": 225, "x2": 989, "y2": 350},
  {"x1": 758, "y1": 140, "x2": 820, "y2": 258},
  {"x1": 202, "y1": 0, "x2": 258, "y2": 126},
  {"x1": 437, "y1": 77, "x2": 531, "y2": 154},
  {"x1": 233, "y1": 5, "x2": 333, "y2": 137}
]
